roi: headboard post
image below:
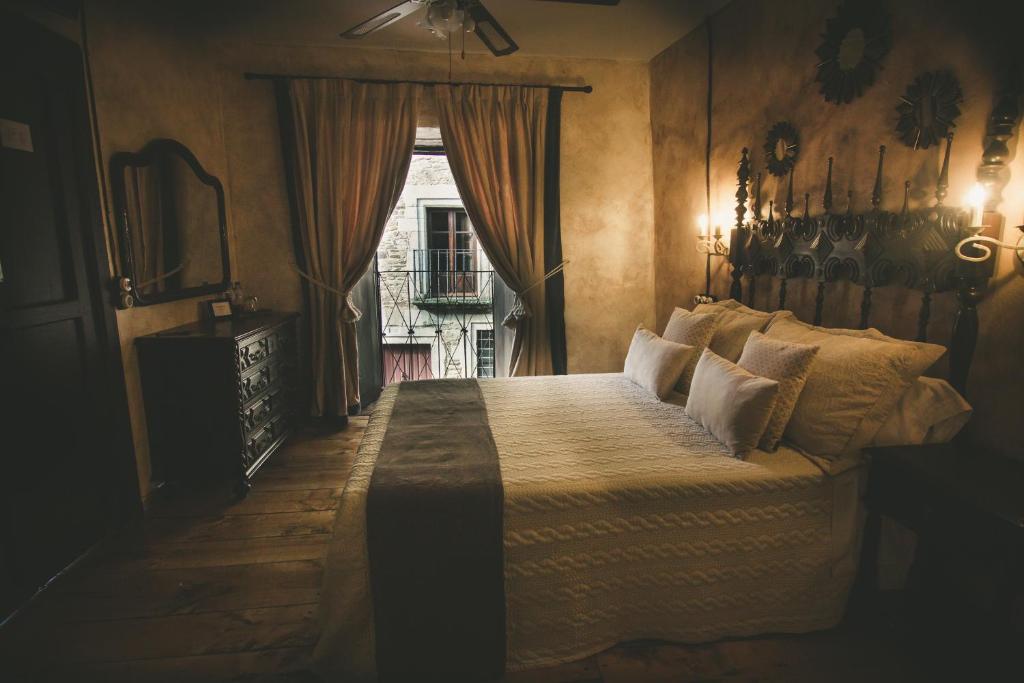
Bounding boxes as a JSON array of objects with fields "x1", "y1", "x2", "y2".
[
  {"x1": 950, "y1": 279, "x2": 983, "y2": 396},
  {"x1": 729, "y1": 149, "x2": 751, "y2": 301}
]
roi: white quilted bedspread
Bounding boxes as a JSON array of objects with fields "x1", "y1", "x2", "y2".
[{"x1": 312, "y1": 374, "x2": 863, "y2": 679}]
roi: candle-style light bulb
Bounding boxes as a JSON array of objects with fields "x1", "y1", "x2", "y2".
[
  {"x1": 697, "y1": 213, "x2": 709, "y2": 238},
  {"x1": 964, "y1": 184, "x2": 986, "y2": 227}
]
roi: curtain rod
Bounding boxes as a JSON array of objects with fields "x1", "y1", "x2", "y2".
[{"x1": 243, "y1": 72, "x2": 592, "y2": 93}]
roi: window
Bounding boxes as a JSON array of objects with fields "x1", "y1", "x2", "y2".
[
  {"x1": 382, "y1": 343, "x2": 433, "y2": 385},
  {"x1": 425, "y1": 207, "x2": 476, "y2": 296},
  {"x1": 475, "y1": 328, "x2": 495, "y2": 378}
]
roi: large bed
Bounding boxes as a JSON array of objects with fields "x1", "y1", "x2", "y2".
[
  {"x1": 311, "y1": 144, "x2": 986, "y2": 680},
  {"x1": 312, "y1": 373, "x2": 863, "y2": 679}
]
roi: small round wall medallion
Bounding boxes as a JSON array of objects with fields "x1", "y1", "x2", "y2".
[
  {"x1": 895, "y1": 71, "x2": 963, "y2": 150},
  {"x1": 764, "y1": 121, "x2": 799, "y2": 177},
  {"x1": 814, "y1": 2, "x2": 891, "y2": 104}
]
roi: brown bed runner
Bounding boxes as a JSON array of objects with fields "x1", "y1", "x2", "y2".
[{"x1": 366, "y1": 379, "x2": 505, "y2": 681}]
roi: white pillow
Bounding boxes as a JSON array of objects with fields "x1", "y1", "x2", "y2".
[
  {"x1": 765, "y1": 316, "x2": 946, "y2": 458},
  {"x1": 685, "y1": 349, "x2": 780, "y2": 458},
  {"x1": 661, "y1": 307, "x2": 720, "y2": 393},
  {"x1": 870, "y1": 377, "x2": 972, "y2": 446},
  {"x1": 693, "y1": 299, "x2": 785, "y2": 362},
  {"x1": 737, "y1": 331, "x2": 819, "y2": 452},
  {"x1": 623, "y1": 326, "x2": 695, "y2": 400}
]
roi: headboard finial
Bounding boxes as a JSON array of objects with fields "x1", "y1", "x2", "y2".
[
  {"x1": 872, "y1": 145, "x2": 886, "y2": 210},
  {"x1": 936, "y1": 133, "x2": 953, "y2": 206},
  {"x1": 824, "y1": 157, "x2": 834, "y2": 213}
]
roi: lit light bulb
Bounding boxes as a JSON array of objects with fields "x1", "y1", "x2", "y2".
[
  {"x1": 697, "y1": 213, "x2": 709, "y2": 238},
  {"x1": 964, "y1": 184, "x2": 986, "y2": 227}
]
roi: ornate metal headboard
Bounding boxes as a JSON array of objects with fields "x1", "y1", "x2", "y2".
[{"x1": 727, "y1": 135, "x2": 992, "y2": 396}]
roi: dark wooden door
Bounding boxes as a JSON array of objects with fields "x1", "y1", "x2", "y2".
[{"x1": 0, "y1": 12, "x2": 138, "y2": 622}]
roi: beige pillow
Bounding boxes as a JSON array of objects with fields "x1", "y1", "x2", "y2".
[
  {"x1": 662, "y1": 307, "x2": 720, "y2": 393},
  {"x1": 870, "y1": 377, "x2": 972, "y2": 447},
  {"x1": 693, "y1": 299, "x2": 783, "y2": 362},
  {"x1": 765, "y1": 316, "x2": 946, "y2": 458},
  {"x1": 685, "y1": 349, "x2": 780, "y2": 458},
  {"x1": 737, "y1": 331, "x2": 820, "y2": 452},
  {"x1": 623, "y1": 326, "x2": 695, "y2": 400}
]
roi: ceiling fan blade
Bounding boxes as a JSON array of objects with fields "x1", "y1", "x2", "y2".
[
  {"x1": 466, "y1": 1, "x2": 519, "y2": 57},
  {"x1": 531, "y1": 0, "x2": 620, "y2": 5},
  {"x1": 340, "y1": 0, "x2": 422, "y2": 39}
]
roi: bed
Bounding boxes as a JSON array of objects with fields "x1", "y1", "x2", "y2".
[
  {"x1": 312, "y1": 373, "x2": 863, "y2": 679},
  {"x1": 311, "y1": 144, "x2": 987, "y2": 680}
]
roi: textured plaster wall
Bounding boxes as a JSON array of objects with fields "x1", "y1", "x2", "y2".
[
  {"x1": 220, "y1": 43, "x2": 657, "y2": 374},
  {"x1": 82, "y1": 2, "x2": 657, "y2": 500},
  {"x1": 85, "y1": 1, "x2": 235, "y2": 499},
  {"x1": 650, "y1": 0, "x2": 1023, "y2": 459}
]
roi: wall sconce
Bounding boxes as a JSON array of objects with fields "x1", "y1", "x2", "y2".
[
  {"x1": 695, "y1": 212, "x2": 731, "y2": 302},
  {"x1": 954, "y1": 184, "x2": 1024, "y2": 267}
]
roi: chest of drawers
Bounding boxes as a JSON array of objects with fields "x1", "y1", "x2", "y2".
[{"x1": 136, "y1": 312, "x2": 299, "y2": 496}]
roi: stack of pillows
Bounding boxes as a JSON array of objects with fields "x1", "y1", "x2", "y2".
[{"x1": 623, "y1": 299, "x2": 971, "y2": 460}]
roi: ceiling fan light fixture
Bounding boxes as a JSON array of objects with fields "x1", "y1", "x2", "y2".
[{"x1": 424, "y1": 0, "x2": 467, "y2": 35}]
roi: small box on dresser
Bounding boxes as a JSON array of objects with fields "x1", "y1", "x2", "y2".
[{"x1": 136, "y1": 311, "x2": 300, "y2": 497}]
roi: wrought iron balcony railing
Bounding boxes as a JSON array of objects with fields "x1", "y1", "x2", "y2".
[
  {"x1": 375, "y1": 251, "x2": 497, "y2": 385},
  {"x1": 409, "y1": 249, "x2": 492, "y2": 306}
]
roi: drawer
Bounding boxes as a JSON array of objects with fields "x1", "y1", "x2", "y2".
[
  {"x1": 244, "y1": 415, "x2": 290, "y2": 469},
  {"x1": 241, "y1": 387, "x2": 292, "y2": 436},
  {"x1": 237, "y1": 325, "x2": 296, "y2": 372},
  {"x1": 239, "y1": 361, "x2": 276, "y2": 404}
]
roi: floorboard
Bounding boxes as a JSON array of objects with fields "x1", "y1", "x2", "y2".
[{"x1": 0, "y1": 415, "x2": 964, "y2": 681}]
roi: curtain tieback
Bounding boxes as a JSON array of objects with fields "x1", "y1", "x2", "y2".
[
  {"x1": 290, "y1": 262, "x2": 362, "y2": 323},
  {"x1": 502, "y1": 260, "x2": 569, "y2": 330}
]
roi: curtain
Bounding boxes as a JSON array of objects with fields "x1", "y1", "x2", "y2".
[
  {"x1": 434, "y1": 84, "x2": 555, "y2": 377},
  {"x1": 281, "y1": 79, "x2": 418, "y2": 417}
]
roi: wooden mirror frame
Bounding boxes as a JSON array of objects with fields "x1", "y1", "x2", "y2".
[{"x1": 110, "y1": 139, "x2": 231, "y2": 308}]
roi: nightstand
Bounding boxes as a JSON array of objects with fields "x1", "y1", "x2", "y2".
[{"x1": 861, "y1": 442, "x2": 1024, "y2": 635}]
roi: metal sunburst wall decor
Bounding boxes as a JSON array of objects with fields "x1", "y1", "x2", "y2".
[
  {"x1": 764, "y1": 122, "x2": 799, "y2": 177},
  {"x1": 814, "y1": 2, "x2": 892, "y2": 105},
  {"x1": 895, "y1": 71, "x2": 964, "y2": 150}
]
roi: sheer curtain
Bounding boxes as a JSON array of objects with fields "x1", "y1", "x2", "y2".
[
  {"x1": 280, "y1": 79, "x2": 419, "y2": 417},
  {"x1": 434, "y1": 84, "x2": 556, "y2": 376}
]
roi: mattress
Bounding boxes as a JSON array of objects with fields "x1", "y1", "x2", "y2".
[{"x1": 312, "y1": 373, "x2": 864, "y2": 679}]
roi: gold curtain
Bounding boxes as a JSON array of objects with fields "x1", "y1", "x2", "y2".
[
  {"x1": 434, "y1": 84, "x2": 553, "y2": 377},
  {"x1": 284, "y1": 79, "x2": 419, "y2": 416}
]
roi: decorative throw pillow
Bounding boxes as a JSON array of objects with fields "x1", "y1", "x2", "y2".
[
  {"x1": 623, "y1": 326, "x2": 695, "y2": 400},
  {"x1": 685, "y1": 349, "x2": 780, "y2": 458},
  {"x1": 737, "y1": 331, "x2": 820, "y2": 452},
  {"x1": 693, "y1": 299, "x2": 786, "y2": 363},
  {"x1": 661, "y1": 307, "x2": 720, "y2": 393},
  {"x1": 765, "y1": 316, "x2": 946, "y2": 458}
]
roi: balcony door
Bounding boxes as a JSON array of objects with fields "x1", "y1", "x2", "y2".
[{"x1": 426, "y1": 207, "x2": 477, "y2": 297}]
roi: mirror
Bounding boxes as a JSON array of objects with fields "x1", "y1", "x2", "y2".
[
  {"x1": 814, "y1": 2, "x2": 891, "y2": 104},
  {"x1": 895, "y1": 71, "x2": 963, "y2": 150},
  {"x1": 111, "y1": 139, "x2": 230, "y2": 307},
  {"x1": 764, "y1": 121, "x2": 799, "y2": 177},
  {"x1": 836, "y1": 28, "x2": 866, "y2": 70}
]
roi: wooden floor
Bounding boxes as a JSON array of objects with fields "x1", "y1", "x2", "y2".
[{"x1": 0, "y1": 418, "x2": 1007, "y2": 681}]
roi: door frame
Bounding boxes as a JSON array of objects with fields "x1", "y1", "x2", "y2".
[{"x1": 0, "y1": 8, "x2": 141, "y2": 626}]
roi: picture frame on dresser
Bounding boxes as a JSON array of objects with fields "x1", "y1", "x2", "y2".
[{"x1": 135, "y1": 311, "x2": 300, "y2": 498}]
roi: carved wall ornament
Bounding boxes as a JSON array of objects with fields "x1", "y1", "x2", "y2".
[
  {"x1": 814, "y1": 1, "x2": 891, "y2": 105},
  {"x1": 764, "y1": 121, "x2": 799, "y2": 177},
  {"x1": 895, "y1": 71, "x2": 964, "y2": 150}
]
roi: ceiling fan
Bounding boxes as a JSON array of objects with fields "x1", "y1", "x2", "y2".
[{"x1": 339, "y1": 0, "x2": 621, "y2": 57}]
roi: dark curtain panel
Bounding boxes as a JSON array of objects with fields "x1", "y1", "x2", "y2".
[{"x1": 543, "y1": 90, "x2": 567, "y2": 374}]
